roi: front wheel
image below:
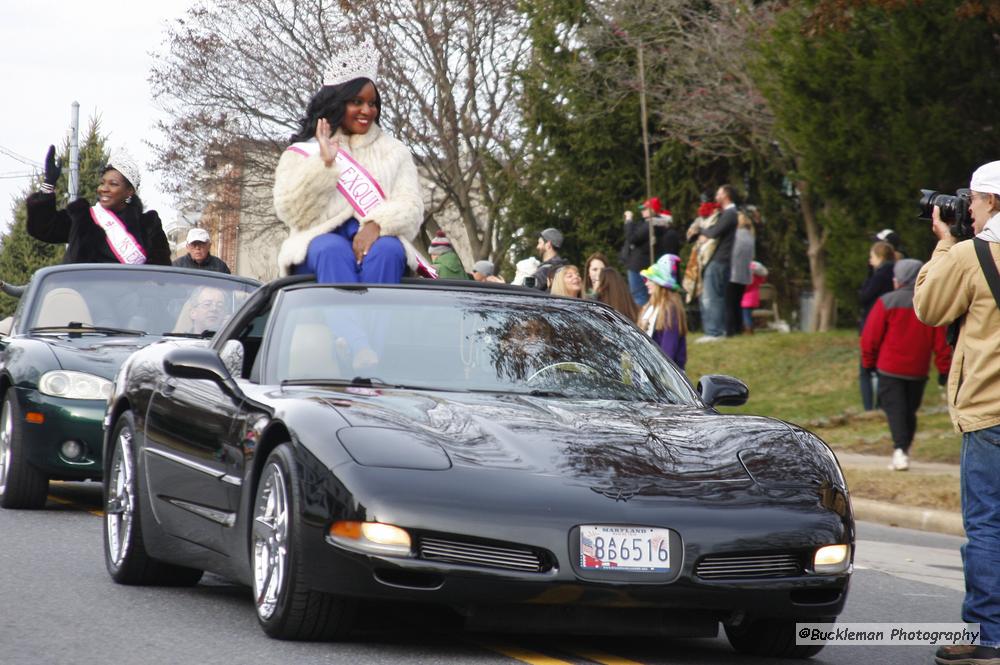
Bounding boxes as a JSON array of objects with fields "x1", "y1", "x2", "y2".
[
  {"x1": 725, "y1": 617, "x2": 830, "y2": 659},
  {"x1": 0, "y1": 392, "x2": 49, "y2": 509},
  {"x1": 103, "y1": 411, "x2": 203, "y2": 586},
  {"x1": 252, "y1": 443, "x2": 354, "y2": 640}
]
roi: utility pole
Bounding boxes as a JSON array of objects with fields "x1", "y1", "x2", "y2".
[
  {"x1": 637, "y1": 42, "x2": 654, "y2": 265},
  {"x1": 68, "y1": 102, "x2": 80, "y2": 200}
]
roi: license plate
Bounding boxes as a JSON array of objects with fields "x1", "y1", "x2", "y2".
[{"x1": 580, "y1": 525, "x2": 670, "y2": 572}]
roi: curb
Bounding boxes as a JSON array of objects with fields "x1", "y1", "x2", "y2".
[{"x1": 852, "y1": 497, "x2": 965, "y2": 538}]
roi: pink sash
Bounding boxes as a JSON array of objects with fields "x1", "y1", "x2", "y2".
[
  {"x1": 89, "y1": 205, "x2": 147, "y2": 264},
  {"x1": 288, "y1": 141, "x2": 385, "y2": 218}
]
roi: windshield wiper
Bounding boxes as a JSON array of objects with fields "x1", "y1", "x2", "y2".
[
  {"x1": 281, "y1": 377, "x2": 459, "y2": 392},
  {"x1": 30, "y1": 324, "x2": 145, "y2": 336},
  {"x1": 524, "y1": 389, "x2": 571, "y2": 398},
  {"x1": 163, "y1": 330, "x2": 215, "y2": 338}
]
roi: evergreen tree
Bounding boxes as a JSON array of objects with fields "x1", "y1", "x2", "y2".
[
  {"x1": 0, "y1": 118, "x2": 109, "y2": 317},
  {"x1": 755, "y1": 1, "x2": 1000, "y2": 324}
]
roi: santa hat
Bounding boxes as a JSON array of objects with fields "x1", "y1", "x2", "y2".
[
  {"x1": 698, "y1": 201, "x2": 721, "y2": 218},
  {"x1": 429, "y1": 230, "x2": 453, "y2": 256}
]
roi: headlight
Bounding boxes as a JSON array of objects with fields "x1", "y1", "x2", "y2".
[
  {"x1": 39, "y1": 371, "x2": 113, "y2": 400},
  {"x1": 327, "y1": 521, "x2": 412, "y2": 557},
  {"x1": 813, "y1": 544, "x2": 851, "y2": 574}
]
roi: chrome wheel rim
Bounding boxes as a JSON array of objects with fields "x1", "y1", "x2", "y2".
[
  {"x1": 252, "y1": 464, "x2": 288, "y2": 620},
  {"x1": 0, "y1": 399, "x2": 12, "y2": 496},
  {"x1": 105, "y1": 430, "x2": 134, "y2": 567}
]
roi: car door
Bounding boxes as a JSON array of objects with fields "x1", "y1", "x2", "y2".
[{"x1": 144, "y1": 352, "x2": 243, "y2": 552}]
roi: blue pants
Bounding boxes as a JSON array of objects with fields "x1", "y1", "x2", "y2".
[
  {"x1": 295, "y1": 218, "x2": 405, "y2": 284},
  {"x1": 701, "y1": 259, "x2": 729, "y2": 337},
  {"x1": 961, "y1": 425, "x2": 1000, "y2": 647},
  {"x1": 627, "y1": 270, "x2": 649, "y2": 307}
]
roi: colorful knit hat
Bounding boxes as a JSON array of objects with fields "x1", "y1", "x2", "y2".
[
  {"x1": 640, "y1": 254, "x2": 682, "y2": 291},
  {"x1": 429, "y1": 230, "x2": 453, "y2": 255}
]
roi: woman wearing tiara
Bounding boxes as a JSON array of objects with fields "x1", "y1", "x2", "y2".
[
  {"x1": 25, "y1": 146, "x2": 171, "y2": 266},
  {"x1": 273, "y1": 39, "x2": 424, "y2": 283}
]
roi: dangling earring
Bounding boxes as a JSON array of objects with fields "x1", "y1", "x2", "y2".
[{"x1": 125, "y1": 195, "x2": 133, "y2": 204}]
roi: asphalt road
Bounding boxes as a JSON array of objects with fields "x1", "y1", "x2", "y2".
[{"x1": 0, "y1": 481, "x2": 968, "y2": 665}]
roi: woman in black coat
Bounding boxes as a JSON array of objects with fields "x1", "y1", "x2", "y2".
[
  {"x1": 857, "y1": 240, "x2": 896, "y2": 410},
  {"x1": 25, "y1": 146, "x2": 171, "y2": 266}
]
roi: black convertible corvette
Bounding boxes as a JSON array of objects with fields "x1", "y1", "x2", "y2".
[{"x1": 103, "y1": 276, "x2": 853, "y2": 657}]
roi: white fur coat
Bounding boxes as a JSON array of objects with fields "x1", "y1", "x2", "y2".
[{"x1": 273, "y1": 124, "x2": 424, "y2": 274}]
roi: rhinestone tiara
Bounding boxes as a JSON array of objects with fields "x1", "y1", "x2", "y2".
[{"x1": 323, "y1": 37, "x2": 380, "y2": 87}]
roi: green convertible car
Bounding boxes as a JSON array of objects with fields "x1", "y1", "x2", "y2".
[{"x1": 0, "y1": 263, "x2": 258, "y2": 509}]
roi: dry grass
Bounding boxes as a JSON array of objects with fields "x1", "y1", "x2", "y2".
[{"x1": 843, "y1": 468, "x2": 961, "y2": 512}]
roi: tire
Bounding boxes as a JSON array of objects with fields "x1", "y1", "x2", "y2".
[
  {"x1": 252, "y1": 444, "x2": 355, "y2": 640},
  {"x1": 725, "y1": 617, "x2": 830, "y2": 659},
  {"x1": 103, "y1": 411, "x2": 203, "y2": 586},
  {"x1": 0, "y1": 392, "x2": 49, "y2": 509}
]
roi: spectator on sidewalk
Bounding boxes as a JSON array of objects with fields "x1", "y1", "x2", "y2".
[
  {"x1": 173, "y1": 228, "x2": 231, "y2": 273},
  {"x1": 532, "y1": 228, "x2": 568, "y2": 291},
  {"x1": 858, "y1": 240, "x2": 897, "y2": 411},
  {"x1": 740, "y1": 261, "x2": 768, "y2": 333},
  {"x1": 550, "y1": 265, "x2": 583, "y2": 298},
  {"x1": 595, "y1": 267, "x2": 638, "y2": 321},
  {"x1": 583, "y1": 252, "x2": 608, "y2": 298},
  {"x1": 914, "y1": 160, "x2": 1000, "y2": 665},
  {"x1": 638, "y1": 254, "x2": 687, "y2": 369},
  {"x1": 621, "y1": 198, "x2": 677, "y2": 307},
  {"x1": 874, "y1": 228, "x2": 906, "y2": 260},
  {"x1": 428, "y1": 231, "x2": 469, "y2": 279},
  {"x1": 696, "y1": 185, "x2": 739, "y2": 342},
  {"x1": 862, "y1": 258, "x2": 951, "y2": 472},
  {"x1": 512, "y1": 256, "x2": 541, "y2": 287},
  {"x1": 472, "y1": 260, "x2": 504, "y2": 283},
  {"x1": 728, "y1": 209, "x2": 756, "y2": 335}
]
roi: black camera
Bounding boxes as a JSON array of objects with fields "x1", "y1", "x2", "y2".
[{"x1": 918, "y1": 188, "x2": 974, "y2": 239}]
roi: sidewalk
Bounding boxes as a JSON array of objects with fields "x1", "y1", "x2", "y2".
[{"x1": 833, "y1": 451, "x2": 964, "y2": 537}]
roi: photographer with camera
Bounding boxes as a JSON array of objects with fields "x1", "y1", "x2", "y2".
[{"x1": 913, "y1": 161, "x2": 1000, "y2": 665}]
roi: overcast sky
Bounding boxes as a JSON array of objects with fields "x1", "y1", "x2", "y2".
[{"x1": 0, "y1": 0, "x2": 196, "y2": 232}]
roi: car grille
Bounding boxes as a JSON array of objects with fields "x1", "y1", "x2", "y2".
[
  {"x1": 418, "y1": 536, "x2": 549, "y2": 573},
  {"x1": 695, "y1": 553, "x2": 802, "y2": 580}
]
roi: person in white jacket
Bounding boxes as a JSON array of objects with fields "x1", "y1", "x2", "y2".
[{"x1": 273, "y1": 40, "x2": 424, "y2": 282}]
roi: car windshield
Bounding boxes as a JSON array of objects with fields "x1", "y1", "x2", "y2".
[
  {"x1": 25, "y1": 268, "x2": 257, "y2": 336},
  {"x1": 269, "y1": 287, "x2": 699, "y2": 405}
]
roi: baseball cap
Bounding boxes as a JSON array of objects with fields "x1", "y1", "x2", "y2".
[
  {"x1": 539, "y1": 228, "x2": 563, "y2": 248},
  {"x1": 971, "y1": 161, "x2": 1000, "y2": 195},
  {"x1": 873, "y1": 228, "x2": 901, "y2": 249},
  {"x1": 472, "y1": 260, "x2": 494, "y2": 276},
  {"x1": 186, "y1": 228, "x2": 211, "y2": 244}
]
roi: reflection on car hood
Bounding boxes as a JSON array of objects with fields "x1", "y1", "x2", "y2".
[
  {"x1": 44, "y1": 336, "x2": 159, "y2": 379},
  {"x1": 305, "y1": 389, "x2": 802, "y2": 485}
]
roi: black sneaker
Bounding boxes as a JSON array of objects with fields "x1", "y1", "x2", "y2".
[{"x1": 935, "y1": 644, "x2": 1000, "y2": 664}]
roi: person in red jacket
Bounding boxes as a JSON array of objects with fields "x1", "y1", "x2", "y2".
[{"x1": 861, "y1": 258, "x2": 952, "y2": 471}]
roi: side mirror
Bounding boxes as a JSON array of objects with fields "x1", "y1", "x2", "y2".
[
  {"x1": 697, "y1": 374, "x2": 749, "y2": 408},
  {"x1": 163, "y1": 347, "x2": 243, "y2": 399}
]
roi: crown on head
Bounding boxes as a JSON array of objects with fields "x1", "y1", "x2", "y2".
[
  {"x1": 106, "y1": 147, "x2": 141, "y2": 190},
  {"x1": 323, "y1": 37, "x2": 380, "y2": 87}
]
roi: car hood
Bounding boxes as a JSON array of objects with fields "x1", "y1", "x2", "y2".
[
  {"x1": 304, "y1": 388, "x2": 810, "y2": 486},
  {"x1": 43, "y1": 335, "x2": 159, "y2": 379}
]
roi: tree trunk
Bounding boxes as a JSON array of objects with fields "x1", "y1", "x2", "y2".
[{"x1": 796, "y1": 179, "x2": 836, "y2": 332}]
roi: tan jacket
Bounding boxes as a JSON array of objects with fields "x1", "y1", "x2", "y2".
[{"x1": 913, "y1": 237, "x2": 1000, "y2": 432}]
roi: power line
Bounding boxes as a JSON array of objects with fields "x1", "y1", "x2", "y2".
[{"x1": 0, "y1": 146, "x2": 42, "y2": 168}]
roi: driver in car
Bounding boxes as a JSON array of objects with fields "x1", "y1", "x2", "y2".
[
  {"x1": 186, "y1": 286, "x2": 230, "y2": 335},
  {"x1": 497, "y1": 317, "x2": 558, "y2": 381}
]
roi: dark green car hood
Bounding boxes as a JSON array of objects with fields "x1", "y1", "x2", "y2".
[{"x1": 41, "y1": 335, "x2": 161, "y2": 380}]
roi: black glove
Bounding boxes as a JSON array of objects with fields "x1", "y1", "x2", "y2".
[
  {"x1": 43, "y1": 145, "x2": 62, "y2": 186},
  {"x1": 938, "y1": 373, "x2": 947, "y2": 386}
]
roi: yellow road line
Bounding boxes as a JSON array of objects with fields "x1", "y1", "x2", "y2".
[
  {"x1": 565, "y1": 648, "x2": 646, "y2": 665},
  {"x1": 478, "y1": 643, "x2": 576, "y2": 665},
  {"x1": 47, "y1": 494, "x2": 104, "y2": 518}
]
